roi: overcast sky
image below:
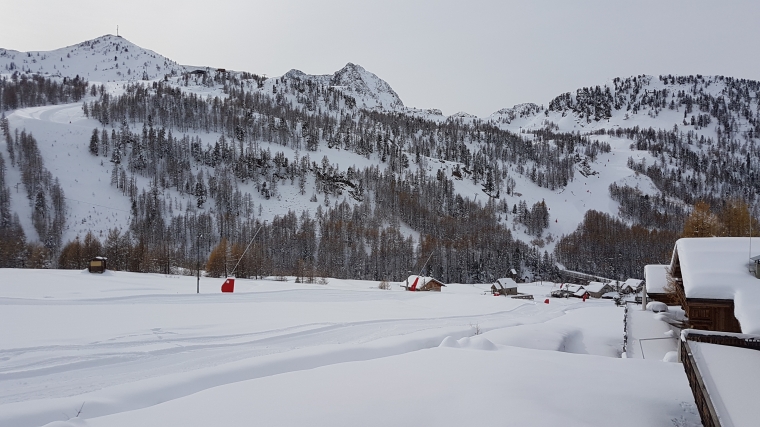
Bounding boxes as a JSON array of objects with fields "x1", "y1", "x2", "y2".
[{"x1": 3, "y1": 0, "x2": 759, "y2": 117}]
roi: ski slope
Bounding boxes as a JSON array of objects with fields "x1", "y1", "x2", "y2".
[{"x1": 0, "y1": 270, "x2": 700, "y2": 427}]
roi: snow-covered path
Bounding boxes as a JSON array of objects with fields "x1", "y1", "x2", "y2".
[{"x1": 0, "y1": 270, "x2": 699, "y2": 427}]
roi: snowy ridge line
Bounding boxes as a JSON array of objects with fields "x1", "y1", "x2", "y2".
[{"x1": 0, "y1": 325, "x2": 478, "y2": 427}]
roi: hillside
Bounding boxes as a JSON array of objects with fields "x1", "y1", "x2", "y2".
[{"x1": 1, "y1": 35, "x2": 759, "y2": 281}]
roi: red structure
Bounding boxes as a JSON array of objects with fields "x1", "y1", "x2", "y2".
[{"x1": 221, "y1": 278, "x2": 235, "y2": 293}]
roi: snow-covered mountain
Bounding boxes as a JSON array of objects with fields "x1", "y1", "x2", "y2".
[
  {"x1": 285, "y1": 62, "x2": 404, "y2": 110},
  {"x1": 1, "y1": 35, "x2": 759, "y2": 280},
  {"x1": 0, "y1": 34, "x2": 186, "y2": 82}
]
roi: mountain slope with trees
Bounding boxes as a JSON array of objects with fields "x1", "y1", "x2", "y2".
[{"x1": 1, "y1": 36, "x2": 759, "y2": 282}]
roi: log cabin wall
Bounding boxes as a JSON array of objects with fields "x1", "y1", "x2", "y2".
[{"x1": 684, "y1": 299, "x2": 741, "y2": 333}]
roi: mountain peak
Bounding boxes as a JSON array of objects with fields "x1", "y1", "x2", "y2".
[
  {"x1": 282, "y1": 63, "x2": 403, "y2": 111},
  {"x1": 329, "y1": 62, "x2": 404, "y2": 110},
  {"x1": 0, "y1": 34, "x2": 184, "y2": 82}
]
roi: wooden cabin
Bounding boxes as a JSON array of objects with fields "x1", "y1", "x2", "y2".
[
  {"x1": 491, "y1": 278, "x2": 518, "y2": 296},
  {"x1": 585, "y1": 281, "x2": 613, "y2": 298},
  {"x1": 88, "y1": 257, "x2": 107, "y2": 273},
  {"x1": 621, "y1": 278, "x2": 643, "y2": 294},
  {"x1": 405, "y1": 275, "x2": 446, "y2": 292},
  {"x1": 666, "y1": 238, "x2": 757, "y2": 333}
]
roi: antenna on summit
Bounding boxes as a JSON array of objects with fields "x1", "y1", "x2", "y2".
[{"x1": 117, "y1": 25, "x2": 120, "y2": 37}]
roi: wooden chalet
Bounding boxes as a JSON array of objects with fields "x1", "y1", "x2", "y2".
[
  {"x1": 666, "y1": 238, "x2": 760, "y2": 333},
  {"x1": 621, "y1": 278, "x2": 643, "y2": 294},
  {"x1": 585, "y1": 281, "x2": 613, "y2": 298},
  {"x1": 491, "y1": 278, "x2": 518, "y2": 296},
  {"x1": 405, "y1": 275, "x2": 446, "y2": 292},
  {"x1": 88, "y1": 256, "x2": 107, "y2": 273}
]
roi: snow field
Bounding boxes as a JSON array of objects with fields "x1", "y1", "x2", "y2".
[{"x1": 0, "y1": 270, "x2": 700, "y2": 427}]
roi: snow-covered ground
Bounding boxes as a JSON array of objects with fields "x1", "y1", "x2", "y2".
[{"x1": 0, "y1": 270, "x2": 700, "y2": 427}]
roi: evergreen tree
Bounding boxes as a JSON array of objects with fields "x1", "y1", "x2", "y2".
[{"x1": 89, "y1": 128, "x2": 99, "y2": 156}]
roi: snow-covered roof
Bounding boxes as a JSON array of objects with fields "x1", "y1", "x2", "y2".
[
  {"x1": 674, "y1": 238, "x2": 760, "y2": 300},
  {"x1": 623, "y1": 278, "x2": 643, "y2": 290},
  {"x1": 689, "y1": 341, "x2": 760, "y2": 427},
  {"x1": 573, "y1": 288, "x2": 588, "y2": 297},
  {"x1": 644, "y1": 264, "x2": 669, "y2": 294},
  {"x1": 495, "y1": 278, "x2": 517, "y2": 289},
  {"x1": 405, "y1": 275, "x2": 444, "y2": 290},
  {"x1": 734, "y1": 287, "x2": 760, "y2": 335},
  {"x1": 559, "y1": 284, "x2": 584, "y2": 293},
  {"x1": 586, "y1": 282, "x2": 609, "y2": 293}
]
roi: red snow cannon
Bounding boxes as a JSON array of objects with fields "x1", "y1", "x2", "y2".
[{"x1": 221, "y1": 278, "x2": 235, "y2": 293}]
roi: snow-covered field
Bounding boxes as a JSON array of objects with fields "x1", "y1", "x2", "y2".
[{"x1": 0, "y1": 270, "x2": 700, "y2": 427}]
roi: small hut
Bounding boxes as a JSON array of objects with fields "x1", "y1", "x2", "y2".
[
  {"x1": 88, "y1": 257, "x2": 107, "y2": 273},
  {"x1": 491, "y1": 278, "x2": 518, "y2": 296}
]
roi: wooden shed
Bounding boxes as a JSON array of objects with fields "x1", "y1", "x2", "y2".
[{"x1": 88, "y1": 257, "x2": 107, "y2": 273}]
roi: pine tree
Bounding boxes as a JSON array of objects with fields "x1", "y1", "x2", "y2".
[{"x1": 89, "y1": 128, "x2": 99, "y2": 156}]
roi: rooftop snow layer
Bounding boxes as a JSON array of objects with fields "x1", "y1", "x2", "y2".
[
  {"x1": 674, "y1": 237, "x2": 760, "y2": 300},
  {"x1": 734, "y1": 287, "x2": 760, "y2": 335},
  {"x1": 623, "y1": 278, "x2": 642, "y2": 289},
  {"x1": 690, "y1": 341, "x2": 760, "y2": 427},
  {"x1": 495, "y1": 278, "x2": 517, "y2": 288},
  {"x1": 645, "y1": 264, "x2": 669, "y2": 294},
  {"x1": 586, "y1": 282, "x2": 609, "y2": 293}
]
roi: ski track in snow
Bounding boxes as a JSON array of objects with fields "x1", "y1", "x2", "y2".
[
  {"x1": 0, "y1": 300, "x2": 557, "y2": 404},
  {"x1": 0, "y1": 271, "x2": 628, "y2": 427}
]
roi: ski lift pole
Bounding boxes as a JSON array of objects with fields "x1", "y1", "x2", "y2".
[
  {"x1": 229, "y1": 222, "x2": 265, "y2": 278},
  {"x1": 419, "y1": 251, "x2": 434, "y2": 277}
]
